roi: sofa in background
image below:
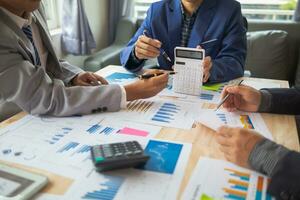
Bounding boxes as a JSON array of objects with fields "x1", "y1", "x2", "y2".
[{"x1": 84, "y1": 18, "x2": 300, "y2": 86}]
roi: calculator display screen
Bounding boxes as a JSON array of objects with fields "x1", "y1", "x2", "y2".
[{"x1": 176, "y1": 49, "x2": 203, "y2": 60}]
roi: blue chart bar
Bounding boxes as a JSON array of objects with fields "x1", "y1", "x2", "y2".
[
  {"x1": 100, "y1": 127, "x2": 115, "y2": 135},
  {"x1": 87, "y1": 124, "x2": 102, "y2": 134},
  {"x1": 151, "y1": 103, "x2": 179, "y2": 124},
  {"x1": 82, "y1": 175, "x2": 124, "y2": 200},
  {"x1": 47, "y1": 127, "x2": 72, "y2": 145},
  {"x1": 224, "y1": 194, "x2": 246, "y2": 200},
  {"x1": 57, "y1": 142, "x2": 79, "y2": 153},
  {"x1": 217, "y1": 113, "x2": 227, "y2": 124},
  {"x1": 200, "y1": 93, "x2": 214, "y2": 100},
  {"x1": 137, "y1": 140, "x2": 183, "y2": 174},
  {"x1": 76, "y1": 145, "x2": 91, "y2": 154}
]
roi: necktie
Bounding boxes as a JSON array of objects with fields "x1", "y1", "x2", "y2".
[{"x1": 22, "y1": 25, "x2": 41, "y2": 66}]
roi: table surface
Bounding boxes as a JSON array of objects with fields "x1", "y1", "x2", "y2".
[{"x1": 1, "y1": 65, "x2": 299, "y2": 199}]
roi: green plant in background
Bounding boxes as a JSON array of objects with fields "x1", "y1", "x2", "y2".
[{"x1": 280, "y1": 0, "x2": 297, "y2": 10}]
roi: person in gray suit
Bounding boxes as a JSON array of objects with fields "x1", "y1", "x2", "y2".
[{"x1": 0, "y1": 0, "x2": 169, "y2": 121}]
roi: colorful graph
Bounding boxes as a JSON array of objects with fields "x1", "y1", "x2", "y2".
[
  {"x1": 138, "y1": 140, "x2": 182, "y2": 174},
  {"x1": 45, "y1": 127, "x2": 73, "y2": 145},
  {"x1": 82, "y1": 175, "x2": 124, "y2": 200},
  {"x1": 240, "y1": 115, "x2": 254, "y2": 129},
  {"x1": 105, "y1": 72, "x2": 136, "y2": 83},
  {"x1": 223, "y1": 168, "x2": 250, "y2": 200},
  {"x1": 255, "y1": 176, "x2": 272, "y2": 200},
  {"x1": 151, "y1": 103, "x2": 179, "y2": 123},
  {"x1": 127, "y1": 100, "x2": 154, "y2": 113}
]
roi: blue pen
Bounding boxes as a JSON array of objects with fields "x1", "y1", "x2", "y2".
[{"x1": 143, "y1": 30, "x2": 172, "y2": 63}]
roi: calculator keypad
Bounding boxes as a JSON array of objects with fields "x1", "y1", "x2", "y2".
[{"x1": 92, "y1": 141, "x2": 145, "y2": 164}]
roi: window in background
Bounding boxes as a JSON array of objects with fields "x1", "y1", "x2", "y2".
[
  {"x1": 133, "y1": 0, "x2": 297, "y2": 21},
  {"x1": 43, "y1": 0, "x2": 61, "y2": 30}
]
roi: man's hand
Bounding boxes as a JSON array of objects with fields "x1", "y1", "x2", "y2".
[
  {"x1": 124, "y1": 71, "x2": 168, "y2": 101},
  {"x1": 135, "y1": 35, "x2": 161, "y2": 60},
  {"x1": 221, "y1": 85, "x2": 262, "y2": 112},
  {"x1": 72, "y1": 72, "x2": 108, "y2": 86},
  {"x1": 216, "y1": 126, "x2": 264, "y2": 168},
  {"x1": 196, "y1": 45, "x2": 212, "y2": 83}
]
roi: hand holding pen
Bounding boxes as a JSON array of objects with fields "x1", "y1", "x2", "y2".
[
  {"x1": 215, "y1": 80, "x2": 263, "y2": 112},
  {"x1": 134, "y1": 29, "x2": 172, "y2": 63}
]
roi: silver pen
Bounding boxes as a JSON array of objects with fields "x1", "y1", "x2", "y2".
[{"x1": 214, "y1": 80, "x2": 244, "y2": 111}]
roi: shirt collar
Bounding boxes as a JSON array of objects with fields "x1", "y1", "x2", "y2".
[
  {"x1": 180, "y1": 2, "x2": 200, "y2": 18},
  {"x1": 0, "y1": 7, "x2": 32, "y2": 28}
]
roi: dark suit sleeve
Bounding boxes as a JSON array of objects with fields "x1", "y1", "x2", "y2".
[
  {"x1": 120, "y1": 5, "x2": 153, "y2": 73},
  {"x1": 209, "y1": 3, "x2": 246, "y2": 82},
  {"x1": 268, "y1": 151, "x2": 300, "y2": 199},
  {"x1": 266, "y1": 88, "x2": 300, "y2": 115}
]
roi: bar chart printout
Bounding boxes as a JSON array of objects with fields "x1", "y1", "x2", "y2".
[
  {"x1": 124, "y1": 99, "x2": 196, "y2": 129},
  {"x1": 182, "y1": 158, "x2": 274, "y2": 200},
  {"x1": 82, "y1": 175, "x2": 124, "y2": 200}
]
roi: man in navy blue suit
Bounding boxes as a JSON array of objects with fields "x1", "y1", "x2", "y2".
[{"x1": 120, "y1": 0, "x2": 247, "y2": 83}]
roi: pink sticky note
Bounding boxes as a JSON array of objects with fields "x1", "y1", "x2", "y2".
[{"x1": 118, "y1": 127, "x2": 149, "y2": 137}]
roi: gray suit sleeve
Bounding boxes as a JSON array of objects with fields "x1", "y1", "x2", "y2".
[
  {"x1": 58, "y1": 59, "x2": 84, "y2": 85},
  {"x1": 248, "y1": 138, "x2": 290, "y2": 176},
  {"x1": 0, "y1": 49, "x2": 122, "y2": 117}
]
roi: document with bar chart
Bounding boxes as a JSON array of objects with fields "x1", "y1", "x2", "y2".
[
  {"x1": 64, "y1": 139, "x2": 192, "y2": 200},
  {"x1": 196, "y1": 110, "x2": 273, "y2": 140},
  {"x1": 110, "y1": 98, "x2": 201, "y2": 129},
  {"x1": 182, "y1": 158, "x2": 274, "y2": 200}
]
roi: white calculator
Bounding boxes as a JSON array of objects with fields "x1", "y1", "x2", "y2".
[{"x1": 172, "y1": 47, "x2": 205, "y2": 96}]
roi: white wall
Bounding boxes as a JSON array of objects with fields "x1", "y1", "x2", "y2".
[{"x1": 51, "y1": 0, "x2": 109, "y2": 68}]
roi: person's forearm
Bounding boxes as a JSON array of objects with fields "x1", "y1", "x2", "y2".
[{"x1": 248, "y1": 138, "x2": 290, "y2": 176}]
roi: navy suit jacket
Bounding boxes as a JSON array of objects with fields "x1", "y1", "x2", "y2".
[
  {"x1": 266, "y1": 88, "x2": 300, "y2": 199},
  {"x1": 120, "y1": 0, "x2": 247, "y2": 82}
]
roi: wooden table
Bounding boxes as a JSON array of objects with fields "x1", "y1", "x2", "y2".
[{"x1": 1, "y1": 66, "x2": 299, "y2": 199}]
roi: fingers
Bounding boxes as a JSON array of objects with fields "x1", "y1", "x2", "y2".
[
  {"x1": 140, "y1": 35, "x2": 161, "y2": 49},
  {"x1": 150, "y1": 72, "x2": 169, "y2": 85},
  {"x1": 75, "y1": 80, "x2": 92, "y2": 86},
  {"x1": 93, "y1": 74, "x2": 108, "y2": 85},
  {"x1": 135, "y1": 36, "x2": 161, "y2": 59},
  {"x1": 202, "y1": 57, "x2": 212, "y2": 83}
]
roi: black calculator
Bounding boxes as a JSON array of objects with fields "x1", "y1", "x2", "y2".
[{"x1": 91, "y1": 141, "x2": 150, "y2": 172}]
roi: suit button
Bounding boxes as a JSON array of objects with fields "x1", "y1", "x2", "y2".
[
  {"x1": 280, "y1": 191, "x2": 290, "y2": 200},
  {"x1": 103, "y1": 107, "x2": 107, "y2": 112}
]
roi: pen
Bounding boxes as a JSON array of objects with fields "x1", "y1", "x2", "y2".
[
  {"x1": 143, "y1": 30, "x2": 172, "y2": 63},
  {"x1": 138, "y1": 71, "x2": 177, "y2": 80},
  {"x1": 214, "y1": 80, "x2": 244, "y2": 111},
  {"x1": 200, "y1": 38, "x2": 218, "y2": 46}
]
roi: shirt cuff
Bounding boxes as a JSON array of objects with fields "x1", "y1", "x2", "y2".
[
  {"x1": 248, "y1": 138, "x2": 290, "y2": 176},
  {"x1": 119, "y1": 85, "x2": 127, "y2": 109},
  {"x1": 258, "y1": 90, "x2": 272, "y2": 112},
  {"x1": 131, "y1": 46, "x2": 144, "y2": 65}
]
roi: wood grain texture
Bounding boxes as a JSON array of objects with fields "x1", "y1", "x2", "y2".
[{"x1": 0, "y1": 66, "x2": 298, "y2": 199}]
